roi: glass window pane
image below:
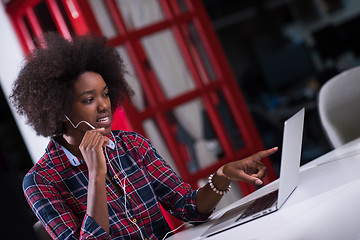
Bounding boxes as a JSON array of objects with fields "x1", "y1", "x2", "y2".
[
  {"x1": 88, "y1": 0, "x2": 118, "y2": 38},
  {"x1": 34, "y1": 1, "x2": 57, "y2": 32},
  {"x1": 168, "y1": 98, "x2": 223, "y2": 172},
  {"x1": 143, "y1": 119, "x2": 179, "y2": 174},
  {"x1": 22, "y1": 17, "x2": 37, "y2": 48},
  {"x1": 215, "y1": 90, "x2": 245, "y2": 151},
  {"x1": 185, "y1": 22, "x2": 216, "y2": 82},
  {"x1": 116, "y1": 46, "x2": 146, "y2": 111},
  {"x1": 176, "y1": 0, "x2": 189, "y2": 13},
  {"x1": 141, "y1": 30, "x2": 195, "y2": 99},
  {"x1": 115, "y1": 0, "x2": 165, "y2": 30},
  {"x1": 56, "y1": 0, "x2": 75, "y2": 36}
]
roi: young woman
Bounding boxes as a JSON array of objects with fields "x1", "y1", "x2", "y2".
[{"x1": 10, "y1": 33, "x2": 277, "y2": 239}]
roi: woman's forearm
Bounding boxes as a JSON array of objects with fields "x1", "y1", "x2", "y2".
[
  {"x1": 196, "y1": 172, "x2": 231, "y2": 214},
  {"x1": 86, "y1": 172, "x2": 110, "y2": 235}
]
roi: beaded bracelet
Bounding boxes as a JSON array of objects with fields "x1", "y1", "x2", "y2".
[{"x1": 208, "y1": 173, "x2": 231, "y2": 195}]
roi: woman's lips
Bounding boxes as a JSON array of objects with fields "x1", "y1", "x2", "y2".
[
  {"x1": 96, "y1": 116, "x2": 111, "y2": 127},
  {"x1": 97, "y1": 116, "x2": 109, "y2": 123}
]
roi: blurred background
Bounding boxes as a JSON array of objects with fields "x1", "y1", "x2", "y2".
[{"x1": 1, "y1": 0, "x2": 359, "y2": 239}]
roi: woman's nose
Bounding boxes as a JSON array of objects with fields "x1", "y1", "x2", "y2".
[{"x1": 97, "y1": 98, "x2": 110, "y2": 111}]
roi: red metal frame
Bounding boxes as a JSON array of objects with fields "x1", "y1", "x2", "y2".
[
  {"x1": 46, "y1": 0, "x2": 71, "y2": 39},
  {"x1": 6, "y1": 0, "x2": 277, "y2": 196},
  {"x1": 190, "y1": 0, "x2": 277, "y2": 183},
  {"x1": 6, "y1": 0, "x2": 279, "y2": 231},
  {"x1": 81, "y1": 0, "x2": 277, "y2": 193},
  {"x1": 59, "y1": 0, "x2": 88, "y2": 35}
]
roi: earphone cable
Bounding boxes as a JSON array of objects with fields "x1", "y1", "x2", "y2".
[
  {"x1": 104, "y1": 132, "x2": 146, "y2": 240},
  {"x1": 106, "y1": 132, "x2": 207, "y2": 240}
]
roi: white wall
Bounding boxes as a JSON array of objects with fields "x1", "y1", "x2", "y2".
[{"x1": 0, "y1": 3, "x2": 48, "y2": 164}]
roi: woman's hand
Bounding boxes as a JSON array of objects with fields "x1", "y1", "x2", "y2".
[
  {"x1": 218, "y1": 147, "x2": 278, "y2": 185},
  {"x1": 196, "y1": 147, "x2": 278, "y2": 214},
  {"x1": 79, "y1": 128, "x2": 110, "y2": 234},
  {"x1": 79, "y1": 128, "x2": 109, "y2": 176}
]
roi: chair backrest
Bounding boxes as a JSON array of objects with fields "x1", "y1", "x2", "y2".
[
  {"x1": 33, "y1": 221, "x2": 52, "y2": 240},
  {"x1": 318, "y1": 66, "x2": 360, "y2": 148}
]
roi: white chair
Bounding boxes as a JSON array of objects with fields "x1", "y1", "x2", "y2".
[{"x1": 318, "y1": 66, "x2": 360, "y2": 148}]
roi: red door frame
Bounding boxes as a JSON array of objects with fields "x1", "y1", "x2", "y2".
[{"x1": 6, "y1": 0, "x2": 277, "y2": 195}]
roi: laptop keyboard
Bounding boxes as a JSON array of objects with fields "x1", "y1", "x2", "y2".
[{"x1": 237, "y1": 189, "x2": 279, "y2": 220}]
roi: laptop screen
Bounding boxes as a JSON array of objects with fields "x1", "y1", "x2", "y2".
[{"x1": 277, "y1": 108, "x2": 304, "y2": 208}]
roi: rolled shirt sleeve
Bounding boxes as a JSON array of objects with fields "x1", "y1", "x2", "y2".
[{"x1": 23, "y1": 169, "x2": 110, "y2": 240}]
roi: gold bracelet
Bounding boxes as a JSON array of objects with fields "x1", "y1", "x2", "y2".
[{"x1": 208, "y1": 173, "x2": 231, "y2": 195}]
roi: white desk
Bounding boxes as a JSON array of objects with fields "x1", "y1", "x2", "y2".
[{"x1": 169, "y1": 138, "x2": 360, "y2": 240}]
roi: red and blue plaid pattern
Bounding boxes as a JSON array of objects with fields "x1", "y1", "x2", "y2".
[{"x1": 23, "y1": 131, "x2": 210, "y2": 239}]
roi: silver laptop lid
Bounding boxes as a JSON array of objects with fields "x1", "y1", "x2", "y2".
[{"x1": 277, "y1": 108, "x2": 304, "y2": 208}]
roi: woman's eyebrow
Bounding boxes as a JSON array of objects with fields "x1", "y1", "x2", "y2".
[
  {"x1": 79, "y1": 85, "x2": 108, "y2": 96},
  {"x1": 80, "y1": 89, "x2": 95, "y2": 96}
]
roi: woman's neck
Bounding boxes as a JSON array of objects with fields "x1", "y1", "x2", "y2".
[{"x1": 60, "y1": 134, "x2": 83, "y2": 159}]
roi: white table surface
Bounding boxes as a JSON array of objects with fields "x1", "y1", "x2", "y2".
[{"x1": 168, "y1": 138, "x2": 360, "y2": 240}]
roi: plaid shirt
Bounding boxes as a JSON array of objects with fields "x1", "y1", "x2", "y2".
[{"x1": 23, "y1": 130, "x2": 210, "y2": 239}]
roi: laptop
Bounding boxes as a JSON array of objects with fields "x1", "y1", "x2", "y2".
[{"x1": 200, "y1": 108, "x2": 305, "y2": 238}]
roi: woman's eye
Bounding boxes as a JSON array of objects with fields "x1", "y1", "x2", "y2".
[
  {"x1": 104, "y1": 92, "x2": 110, "y2": 98},
  {"x1": 83, "y1": 97, "x2": 93, "y2": 104}
]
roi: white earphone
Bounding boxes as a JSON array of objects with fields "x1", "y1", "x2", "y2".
[
  {"x1": 64, "y1": 115, "x2": 95, "y2": 130},
  {"x1": 64, "y1": 117, "x2": 204, "y2": 239}
]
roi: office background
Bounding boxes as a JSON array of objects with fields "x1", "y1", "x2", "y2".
[{"x1": 1, "y1": 0, "x2": 360, "y2": 239}]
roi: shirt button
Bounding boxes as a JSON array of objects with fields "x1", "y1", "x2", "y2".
[
  {"x1": 132, "y1": 218, "x2": 137, "y2": 223},
  {"x1": 114, "y1": 175, "x2": 118, "y2": 180}
]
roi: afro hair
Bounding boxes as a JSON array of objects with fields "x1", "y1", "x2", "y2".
[{"x1": 10, "y1": 32, "x2": 134, "y2": 137}]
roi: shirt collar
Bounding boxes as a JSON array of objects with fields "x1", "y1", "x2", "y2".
[{"x1": 61, "y1": 139, "x2": 115, "y2": 167}]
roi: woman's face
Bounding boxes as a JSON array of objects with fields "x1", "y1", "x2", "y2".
[{"x1": 67, "y1": 71, "x2": 112, "y2": 135}]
